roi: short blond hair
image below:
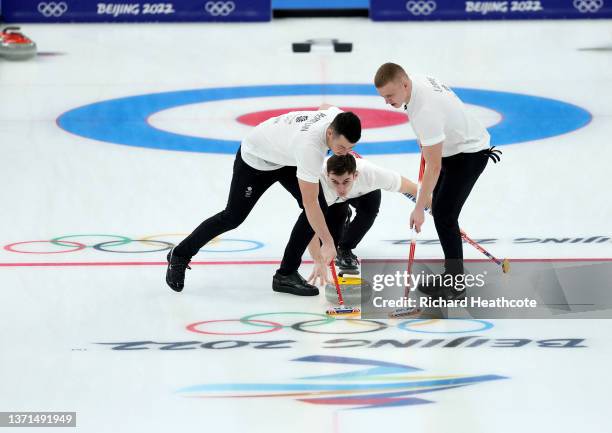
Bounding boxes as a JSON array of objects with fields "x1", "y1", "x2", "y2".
[{"x1": 374, "y1": 63, "x2": 408, "y2": 88}]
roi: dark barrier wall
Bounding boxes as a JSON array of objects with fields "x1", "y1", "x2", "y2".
[
  {"x1": 1, "y1": 0, "x2": 272, "y2": 22},
  {"x1": 272, "y1": 0, "x2": 368, "y2": 8},
  {"x1": 2, "y1": 0, "x2": 610, "y2": 23},
  {"x1": 370, "y1": 0, "x2": 612, "y2": 20}
]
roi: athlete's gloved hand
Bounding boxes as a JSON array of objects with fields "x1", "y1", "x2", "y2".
[{"x1": 485, "y1": 146, "x2": 502, "y2": 163}]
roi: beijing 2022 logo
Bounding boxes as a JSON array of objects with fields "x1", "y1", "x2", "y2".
[{"x1": 178, "y1": 355, "x2": 506, "y2": 410}]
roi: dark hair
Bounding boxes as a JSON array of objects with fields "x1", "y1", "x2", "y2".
[
  {"x1": 329, "y1": 112, "x2": 361, "y2": 144},
  {"x1": 326, "y1": 154, "x2": 357, "y2": 176},
  {"x1": 374, "y1": 62, "x2": 408, "y2": 88}
]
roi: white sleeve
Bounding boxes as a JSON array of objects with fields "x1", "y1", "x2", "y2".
[
  {"x1": 362, "y1": 161, "x2": 402, "y2": 193},
  {"x1": 295, "y1": 140, "x2": 325, "y2": 183},
  {"x1": 324, "y1": 106, "x2": 343, "y2": 116},
  {"x1": 411, "y1": 110, "x2": 445, "y2": 146}
]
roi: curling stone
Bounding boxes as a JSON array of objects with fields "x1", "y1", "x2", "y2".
[
  {"x1": 0, "y1": 27, "x2": 37, "y2": 60},
  {"x1": 325, "y1": 275, "x2": 372, "y2": 305}
]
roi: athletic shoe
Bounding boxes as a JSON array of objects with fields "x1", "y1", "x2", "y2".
[
  {"x1": 272, "y1": 271, "x2": 319, "y2": 296},
  {"x1": 165, "y1": 248, "x2": 191, "y2": 292},
  {"x1": 335, "y1": 247, "x2": 359, "y2": 273},
  {"x1": 440, "y1": 286, "x2": 467, "y2": 301},
  {"x1": 416, "y1": 273, "x2": 452, "y2": 296},
  {"x1": 417, "y1": 273, "x2": 467, "y2": 299},
  {"x1": 416, "y1": 277, "x2": 444, "y2": 296}
]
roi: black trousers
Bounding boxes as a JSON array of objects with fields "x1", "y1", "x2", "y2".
[
  {"x1": 431, "y1": 149, "x2": 489, "y2": 274},
  {"x1": 174, "y1": 148, "x2": 328, "y2": 275},
  {"x1": 325, "y1": 190, "x2": 381, "y2": 251}
]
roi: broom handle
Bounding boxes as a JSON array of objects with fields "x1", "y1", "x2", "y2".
[
  {"x1": 329, "y1": 260, "x2": 345, "y2": 306},
  {"x1": 404, "y1": 155, "x2": 426, "y2": 296},
  {"x1": 402, "y1": 193, "x2": 505, "y2": 267}
]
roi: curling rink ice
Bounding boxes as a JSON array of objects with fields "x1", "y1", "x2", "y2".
[{"x1": 2, "y1": 18, "x2": 612, "y2": 432}]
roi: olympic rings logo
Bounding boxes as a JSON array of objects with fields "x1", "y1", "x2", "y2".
[
  {"x1": 405, "y1": 0, "x2": 437, "y2": 16},
  {"x1": 37, "y1": 2, "x2": 68, "y2": 17},
  {"x1": 204, "y1": 1, "x2": 236, "y2": 16},
  {"x1": 187, "y1": 313, "x2": 494, "y2": 335},
  {"x1": 3, "y1": 234, "x2": 263, "y2": 254},
  {"x1": 572, "y1": 0, "x2": 603, "y2": 13}
]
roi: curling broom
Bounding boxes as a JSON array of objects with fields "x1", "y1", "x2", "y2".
[
  {"x1": 326, "y1": 259, "x2": 361, "y2": 316},
  {"x1": 402, "y1": 193, "x2": 510, "y2": 273},
  {"x1": 389, "y1": 154, "x2": 426, "y2": 319}
]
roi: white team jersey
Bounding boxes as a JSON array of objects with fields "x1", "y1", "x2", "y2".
[
  {"x1": 320, "y1": 157, "x2": 402, "y2": 206},
  {"x1": 405, "y1": 75, "x2": 490, "y2": 157},
  {"x1": 240, "y1": 107, "x2": 343, "y2": 183}
]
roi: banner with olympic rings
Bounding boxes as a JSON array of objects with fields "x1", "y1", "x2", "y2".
[
  {"x1": 1, "y1": 0, "x2": 271, "y2": 23},
  {"x1": 2, "y1": 234, "x2": 263, "y2": 254},
  {"x1": 371, "y1": 0, "x2": 612, "y2": 21}
]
